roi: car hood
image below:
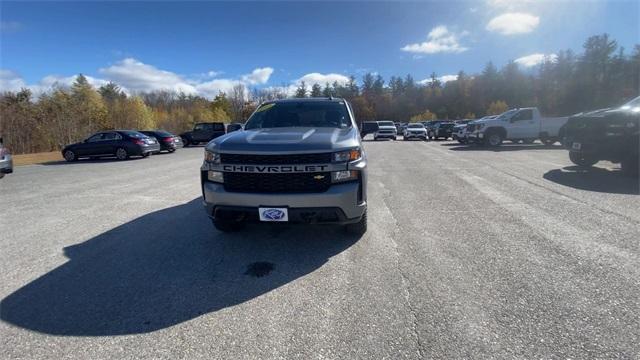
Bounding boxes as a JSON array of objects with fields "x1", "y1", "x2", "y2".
[
  {"x1": 205, "y1": 127, "x2": 360, "y2": 154},
  {"x1": 377, "y1": 126, "x2": 396, "y2": 130}
]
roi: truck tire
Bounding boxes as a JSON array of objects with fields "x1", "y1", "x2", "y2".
[
  {"x1": 569, "y1": 151, "x2": 597, "y2": 167},
  {"x1": 345, "y1": 210, "x2": 367, "y2": 236},
  {"x1": 182, "y1": 137, "x2": 190, "y2": 147},
  {"x1": 212, "y1": 218, "x2": 243, "y2": 232},
  {"x1": 621, "y1": 156, "x2": 639, "y2": 177},
  {"x1": 486, "y1": 132, "x2": 503, "y2": 147}
]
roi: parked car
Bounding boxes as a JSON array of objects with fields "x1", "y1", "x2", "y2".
[
  {"x1": 226, "y1": 123, "x2": 244, "y2": 133},
  {"x1": 451, "y1": 120, "x2": 472, "y2": 142},
  {"x1": 433, "y1": 122, "x2": 456, "y2": 140},
  {"x1": 456, "y1": 116, "x2": 497, "y2": 143},
  {"x1": 395, "y1": 122, "x2": 403, "y2": 135},
  {"x1": 62, "y1": 130, "x2": 160, "y2": 162},
  {"x1": 0, "y1": 137, "x2": 13, "y2": 179},
  {"x1": 139, "y1": 130, "x2": 183, "y2": 153},
  {"x1": 180, "y1": 122, "x2": 226, "y2": 146},
  {"x1": 360, "y1": 121, "x2": 379, "y2": 138},
  {"x1": 201, "y1": 97, "x2": 367, "y2": 234},
  {"x1": 424, "y1": 121, "x2": 440, "y2": 139},
  {"x1": 374, "y1": 120, "x2": 397, "y2": 140},
  {"x1": 467, "y1": 107, "x2": 568, "y2": 146},
  {"x1": 563, "y1": 96, "x2": 639, "y2": 175},
  {"x1": 403, "y1": 123, "x2": 427, "y2": 140}
]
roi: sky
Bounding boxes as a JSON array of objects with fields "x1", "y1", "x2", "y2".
[{"x1": 1, "y1": 0, "x2": 638, "y2": 97}]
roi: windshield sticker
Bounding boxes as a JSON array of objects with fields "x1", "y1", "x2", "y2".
[{"x1": 256, "y1": 103, "x2": 275, "y2": 112}]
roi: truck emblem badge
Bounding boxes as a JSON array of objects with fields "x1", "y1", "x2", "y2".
[
  {"x1": 314, "y1": 175, "x2": 325, "y2": 180},
  {"x1": 263, "y1": 209, "x2": 286, "y2": 220}
]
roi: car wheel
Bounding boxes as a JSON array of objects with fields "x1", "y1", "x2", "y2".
[
  {"x1": 142, "y1": 153, "x2": 150, "y2": 158},
  {"x1": 569, "y1": 151, "x2": 597, "y2": 167},
  {"x1": 182, "y1": 138, "x2": 190, "y2": 147},
  {"x1": 345, "y1": 209, "x2": 367, "y2": 236},
  {"x1": 620, "y1": 156, "x2": 639, "y2": 177},
  {"x1": 168, "y1": 149, "x2": 176, "y2": 153},
  {"x1": 212, "y1": 218, "x2": 244, "y2": 232},
  {"x1": 115, "y1": 147, "x2": 129, "y2": 160},
  {"x1": 63, "y1": 150, "x2": 77, "y2": 162},
  {"x1": 487, "y1": 132, "x2": 503, "y2": 147}
]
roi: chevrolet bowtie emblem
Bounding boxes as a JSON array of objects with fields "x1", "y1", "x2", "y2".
[{"x1": 313, "y1": 175, "x2": 325, "y2": 180}]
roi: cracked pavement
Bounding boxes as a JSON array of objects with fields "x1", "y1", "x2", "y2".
[{"x1": 1, "y1": 140, "x2": 639, "y2": 359}]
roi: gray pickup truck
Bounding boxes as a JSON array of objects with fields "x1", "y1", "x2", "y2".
[{"x1": 200, "y1": 98, "x2": 368, "y2": 235}]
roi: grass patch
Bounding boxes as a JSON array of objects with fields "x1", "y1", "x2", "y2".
[{"x1": 13, "y1": 151, "x2": 63, "y2": 166}]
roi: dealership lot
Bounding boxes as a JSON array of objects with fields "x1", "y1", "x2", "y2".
[{"x1": 1, "y1": 141, "x2": 639, "y2": 359}]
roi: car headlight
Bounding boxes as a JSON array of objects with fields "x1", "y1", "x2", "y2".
[
  {"x1": 204, "y1": 150, "x2": 220, "y2": 163},
  {"x1": 333, "y1": 148, "x2": 361, "y2": 162},
  {"x1": 332, "y1": 170, "x2": 358, "y2": 183},
  {"x1": 207, "y1": 170, "x2": 224, "y2": 183}
]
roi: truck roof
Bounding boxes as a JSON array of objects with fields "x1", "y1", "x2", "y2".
[{"x1": 263, "y1": 97, "x2": 346, "y2": 105}]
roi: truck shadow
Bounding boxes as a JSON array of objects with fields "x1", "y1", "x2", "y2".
[
  {"x1": 0, "y1": 199, "x2": 361, "y2": 336},
  {"x1": 543, "y1": 166, "x2": 639, "y2": 195}
]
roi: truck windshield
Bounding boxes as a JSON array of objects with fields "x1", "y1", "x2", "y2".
[
  {"x1": 496, "y1": 109, "x2": 518, "y2": 121},
  {"x1": 378, "y1": 121, "x2": 394, "y2": 127},
  {"x1": 245, "y1": 101, "x2": 351, "y2": 130}
]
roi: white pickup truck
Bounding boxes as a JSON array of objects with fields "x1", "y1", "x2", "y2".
[{"x1": 467, "y1": 107, "x2": 568, "y2": 146}]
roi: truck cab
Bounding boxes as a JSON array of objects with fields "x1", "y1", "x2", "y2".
[
  {"x1": 468, "y1": 108, "x2": 568, "y2": 146},
  {"x1": 180, "y1": 122, "x2": 226, "y2": 146}
]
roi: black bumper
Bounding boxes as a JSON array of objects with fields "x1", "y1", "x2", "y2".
[{"x1": 210, "y1": 205, "x2": 361, "y2": 225}]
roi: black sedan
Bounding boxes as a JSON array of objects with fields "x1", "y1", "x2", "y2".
[
  {"x1": 139, "y1": 130, "x2": 183, "y2": 152},
  {"x1": 62, "y1": 130, "x2": 161, "y2": 162}
]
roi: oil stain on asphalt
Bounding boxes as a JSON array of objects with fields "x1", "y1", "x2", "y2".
[{"x1": 244, "y1": 262, "x2": 275, "y2": 277}]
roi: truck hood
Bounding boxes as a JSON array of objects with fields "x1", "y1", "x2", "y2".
[
  {"x1": 205, "y1": 127, "x2": 360, "y2": 154},
  {"x1": 377, "y1": 126, "x2": 396, "y2": 130}
]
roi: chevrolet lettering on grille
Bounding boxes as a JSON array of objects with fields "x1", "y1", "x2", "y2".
[{"x1": 221, "y1": 164, "x2": 330, "y2": 173}]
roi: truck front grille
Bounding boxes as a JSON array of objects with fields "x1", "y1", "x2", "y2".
[
  {"x1": 223, "y1": 172, "x2": 332, "y2": 193},
  {"x1": 220, "y1": 153, "x2": 332, "y2": 165}
]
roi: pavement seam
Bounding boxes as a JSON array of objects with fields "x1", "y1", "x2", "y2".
[{"x1": 376, "y1": 181, "x2": 426, "y2": 359}]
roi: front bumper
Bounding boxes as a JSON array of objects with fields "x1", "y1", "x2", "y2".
[
  {"x1": 375, "y1": 131, "x2": 396, "y2": 139},
  {"x1": 467, "y1": 131, "x2": 484, "y2": 142},
  {"x1": 0, "y1": 155, "x2": 13, "y2": 174},
  {"x1": 202, "y1": 180, "x2": 366, "y2": 221},
  {"x1": 139, "y1": 143, "x2": 161, "y2": 154},
  {"x1": 404, "y1": 132, "x2": 427, "y2": 139}
]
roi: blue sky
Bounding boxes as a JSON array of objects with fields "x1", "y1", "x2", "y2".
[{"x1": 1, "y1": 1, "x2": 638, "y2": 97}]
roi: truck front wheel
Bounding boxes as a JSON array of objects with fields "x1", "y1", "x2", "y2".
[
  {"x1": 486, "y1": 132, "x2": 503, "y2": 147},
  {"x1": 345, "y1": 210, "x2": 367, "y2": 236},
  {"x1": 569, "y1": 151, "x2": 598, "y2": 168}
]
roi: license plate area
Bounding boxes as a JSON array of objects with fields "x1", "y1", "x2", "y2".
[
  {"x1": 572, "y1": 142, "x2": 582, "y2": 150},
  {"x1": 259, "y1": 207, "x2": 289, "y2": 222}
]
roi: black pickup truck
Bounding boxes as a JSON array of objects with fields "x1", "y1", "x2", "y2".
[
  {"x1": 180, "y1": 122, "x2": 226, "y2": 146},
  {"x1": 563, "y1": 96, "x2": 639, "y2": 176}
]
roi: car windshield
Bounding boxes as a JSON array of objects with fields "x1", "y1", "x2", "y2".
[
  {"x1": 378, "y1": 121, "x2": 394, "y2": 126},
  {"x1": 408, "y1": 124, "x2": 424, "y2": 128},
  {"x1": 245, "y1": 101, "x2": 351, "y2": 130}
]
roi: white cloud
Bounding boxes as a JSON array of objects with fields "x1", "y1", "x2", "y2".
[
  {"x1": 486, "y1": 12, "x2": 540, "y2": 35},
  {"x1": 418, "y1": 74, "x2": 459, "y2": 85},
  {"x1": 241, "y1": 67, "x2": 274, "y2": 85},
  {"x1": 295, "y1": 72, "x2": 350, "y2": 87},
  {"x1": 0, "y1": 59, "x2": 275, "y2": 99},
  {"x1": 99, "y1": 58, "x2": 197, "y2": 94},
  {"x1": 0, "y1": 70, "x2": 27, "y2": 92},
  {"x1": 401, "y1": 26, "x2": 469, "y2": 54},
  {"x1": 514, "y1": 53, "x2": 557, "y2": 67}
]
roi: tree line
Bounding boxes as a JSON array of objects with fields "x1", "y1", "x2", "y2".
[{"x1": 1, "y1": 33, "x2": 637, "y2": 154}]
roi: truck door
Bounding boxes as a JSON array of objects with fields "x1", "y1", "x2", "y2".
[
  {"x1": 192, "y1": 124, "x2": 208, "y2": 142},
  {"x1": 508, "y1": 109, "x2": 535, "y2": 139}
]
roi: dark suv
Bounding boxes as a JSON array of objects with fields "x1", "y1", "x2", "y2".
[
  {"x1": 563, "y1": 96, "x2": 639, "y2": 175},
  {"x1": 180, "y1": 122, "x2": 226, "y2": 146}
]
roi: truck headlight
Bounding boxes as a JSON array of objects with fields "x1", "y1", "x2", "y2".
[
  {"x1": 207, "y1": 170, "x2": 224, "y2": 183},
  {"x1": 333, "y1": 148, "x2": 361, "y2": 162},
  {"x1": 204, "y1": 150, "x2": 220, "y2": 163},
  {"x1": 332, "y1": 170, "x2": 358, "y2": 183}
]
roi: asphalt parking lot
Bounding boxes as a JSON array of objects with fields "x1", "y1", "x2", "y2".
[{"x1": 1, "y1": 140, "x2": 639, "y2": 359}]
